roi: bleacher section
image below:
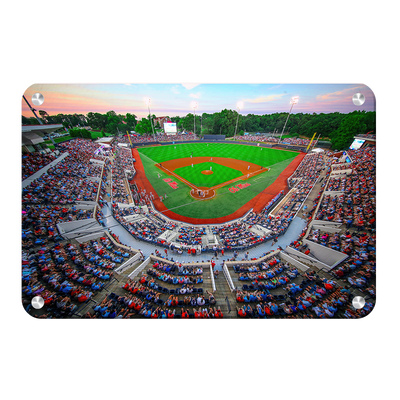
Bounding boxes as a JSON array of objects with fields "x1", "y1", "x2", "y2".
[{"x1": 22, "y1": 138, "x2": 375, "y2": 319}]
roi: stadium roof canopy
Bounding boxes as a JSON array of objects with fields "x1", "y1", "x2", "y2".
[{"x1": 22, "y1": 124, "x2": 63, "y2": 145}]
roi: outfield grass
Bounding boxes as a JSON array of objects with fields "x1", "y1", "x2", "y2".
[
  {"x1": 138, "y1": 142, "x2": 297, "y2": 167},
  {"x1": 174, "y1": 162, "x2": 242, "y2": 187},
  {"x1": 138, "y1": 142, "x2": 299, "y2": 219}
]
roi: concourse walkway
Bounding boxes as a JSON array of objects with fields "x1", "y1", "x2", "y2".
[{"x1": 100, "y1": 202, "x2": 308, "y2": 269}]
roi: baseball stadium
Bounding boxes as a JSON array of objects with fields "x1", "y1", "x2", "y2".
[{"x1": 21, "y1": 84, "x2": 376, "y2": 319}]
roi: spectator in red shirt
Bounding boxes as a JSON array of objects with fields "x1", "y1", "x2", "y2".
[
  {"x1": 151, "y1": 307, "x2": 160, "y2": 318},
  {"x1": 167, "y1": 310, "x2": 175, "y2": 322},
  {"x1": 194, "y1": 308, "x2": 203, "y2": 318},
  {"x1": 134, "y1": 301, "x2": 143, "y2": 312},
  {"x1": 215, "y1": 307, "x2": 223, "y2": 318},
  {"x1": 236, "y1": 306, "x2": 247, "y2": 317},
  {"x1": 182, "y1": 308, "x2": 189, "y2": 322}
]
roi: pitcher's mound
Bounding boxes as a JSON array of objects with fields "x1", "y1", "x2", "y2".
[{"x1": 201, "y1": 170, "x2": 213, "y2": 175}]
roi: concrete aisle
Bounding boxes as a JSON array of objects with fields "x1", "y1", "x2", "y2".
[{"x1": 101, "y1": 203, "x2": 308, "y2": 268}]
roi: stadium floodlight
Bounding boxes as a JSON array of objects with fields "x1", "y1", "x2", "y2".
[
  {"x1": 192, "y1": 102, "x2": 198, "y2": 135},
  {"x1": 234, "y1": 101, "x2": 244, "y2": 139},
  {"x1": 145, "y1": 97, "x2": 155, "y2": 136},
  {"x1": 279, "y1": 96, "x2": 299, "y2": 142}
]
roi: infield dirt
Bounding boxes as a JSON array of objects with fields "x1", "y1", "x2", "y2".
[
  {"x1": 157, "y1": 156, "x2": 268, "y2": 193},
  {"x1": 131, "y1": 148, "x2": 306, "y2": 224},
  {"x1": 159, "y1": 156, "x2": 265, "y2": 177}
]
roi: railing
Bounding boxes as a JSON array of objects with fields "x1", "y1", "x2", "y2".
[
  {"x1": 115, "y1": 252, "x2": 141, "y2": 273},
  {"x1": 223, "y1": 263, "x2": 235, "y2": 292},
  {"x1": 128, "y1": 256, "x2": 151, "y2": 279},
  {"x1": 210, "y1": 263, "x2": 216, "y2": 292}
]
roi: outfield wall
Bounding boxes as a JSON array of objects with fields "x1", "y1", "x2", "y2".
[{"x1": 130, "y1": 139, "x2": 308, "y2": 152}]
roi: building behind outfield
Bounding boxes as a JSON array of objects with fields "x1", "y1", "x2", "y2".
[{"x1": 22, "y1": 124, "x2": 63, "y2": 153}]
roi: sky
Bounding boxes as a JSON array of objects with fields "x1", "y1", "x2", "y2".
[{"x1": 22, "y1": 83, "x2": 376, "y2": 119}]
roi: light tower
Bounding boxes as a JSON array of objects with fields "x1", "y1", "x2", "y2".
[
  {"x1": 191, "y1": 101, "x2": 198, "y2": 135},
  {"x1": 279, "y1": 96, "x2": 299, "y2": 142},
  {"x1": 145, "y1": 98, "x2": 155, "y2": 136},
  {"x1": 234, "y1": 101, "x2": 244, "y2": 139}
]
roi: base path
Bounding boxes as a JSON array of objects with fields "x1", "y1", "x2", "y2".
[
  {"x1": 158, "y1": 156, "x2": 269, "y2": 196},
  {"x1": 251, "y1": 152, "x2": 306, "y2": 213},
  {"x1": 159, "y1": 156, "x2": 265, "y2": 176},
  {"x1": 131, "y1": 148, "x2": 306, "y2": 225}
]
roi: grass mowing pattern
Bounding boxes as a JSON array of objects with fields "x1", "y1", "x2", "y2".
[
  {"x1": 138, "y1": 142, "x2": 298, "y2": 167},
  {"x1": 174, "y1": 162, "x2": 242, "y2": 187},
  {"x1": 138, "y1": 143, "x2": 299, "y2": 219}
]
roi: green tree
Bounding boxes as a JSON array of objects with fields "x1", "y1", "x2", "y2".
[
  {"x1": 22, "y1": 115, "x2": 31, "y2": 125},
  {"x1": 135, "y1": 117, "x2": 153, "y2": 134},
  {"x1": 331, "y1": 112, "x2": 367, "y2": 150},
  {"x1": 86, "y1": 112, "x2": 108, "y2": 130},
  {"x1": 180, "y1": 113, "x2": 195, "y2": 132},
  {"x1": 124, "y1": 113, "x2": 137, "y2": 131},
  {"x1": 212, "y1": 109, "x2": 240, "y2": 137},
  {"x1": 104, "y1": 111, "x2": 122, "y2": 135}
]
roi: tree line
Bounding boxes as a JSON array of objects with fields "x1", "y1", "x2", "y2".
[
  {"x1": 171, "y1": 110, "x2": 375, "y2": 149},
  {"x1": 22, "y1": 109, "x2": 375, "y2": 150},
  {"x1": 22, "y1": 111, "x2": 138, "y2": 136}
]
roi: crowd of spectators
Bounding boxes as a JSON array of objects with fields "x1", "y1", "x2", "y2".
[
  {"x1": 110, "y1": 145, "x2": 135, "y2": 204},
  {"x1": 22, "y1": 135, "x2": 375, "y2": 318},
  {"x1": 22, "y1": 152, "x2": 57, "y2": 180},
  {"x1": 233, "y1": 134, "x2": 316, "y2": 147},
  {"x1": 22, "y1": 204, "x2": 93, "y2": 250},
  {"x1": 315, "y1": 148, "x2": 376, "y2": 230},
  {"x1": 113, "y1": 204, "x2": 167, "y2": 242},
  {"x1": 116, "y1": 132, "x2": 199, "y2": 145},
  {"x1": 177, "y1": 226, "x2": 206, "y2": 246},
  {"x1": 97, "y1": 260, "x2": 222, "y2": 318},
  {"x1": 232, "y1": 255, "x2": 353, "y2": 318},
  {"x1": 211, "y1": 222, "x2": 262, "y2": 249},
  {"x1": 243, "y1": 154, "x2": 325, "y2": 240},
  {"x1": 22, "y1": 236, "x2": 130, "y2": 317},
  {"x1": 285, "y1": 146, "x2": 376, "y2": 318},
  {"x1": 22, "y1": 143, "x2": 106, "y2": 205},
  {"x1": 57, "y1": 138, "x2": 108, "y2": 163}
]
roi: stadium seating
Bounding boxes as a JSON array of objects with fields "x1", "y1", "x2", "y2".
[{"x1": 22, "y1": 136, "x2": 375, "y2": 318}]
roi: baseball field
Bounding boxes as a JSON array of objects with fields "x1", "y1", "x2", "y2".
[{"x1": 133, "y1": 142, "x2": 304, "y2": 223}]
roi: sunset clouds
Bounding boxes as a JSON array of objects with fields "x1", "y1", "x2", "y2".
[{"x1": 22, "y1": 83, "x2": 375, "y2": 119}]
